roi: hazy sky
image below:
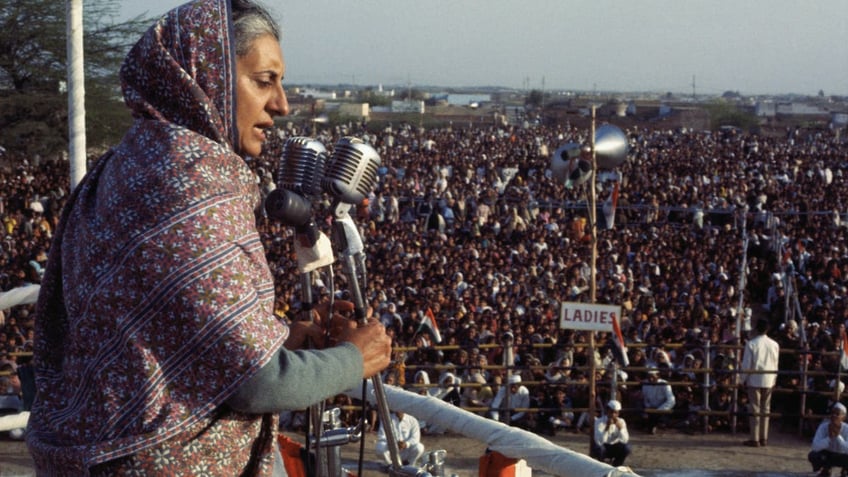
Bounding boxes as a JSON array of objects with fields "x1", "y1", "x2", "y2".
[{"x1": 119, "y1": 0, "x2": 848, "y2": 96}]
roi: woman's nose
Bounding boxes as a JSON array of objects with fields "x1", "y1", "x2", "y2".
[{"x1": 270, "y1": 84, "x2": 289, "y2": 116}]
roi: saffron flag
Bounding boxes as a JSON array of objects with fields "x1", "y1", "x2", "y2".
[
  {"x1": 420, "y1": 307, "x2": 442, "y2": 344},
  {"x1": 602, "y1": 181, "x2": 620, "y2": 230},
  {"x1": 611, "y1": 312, "x2": 629, "y2": 367}
]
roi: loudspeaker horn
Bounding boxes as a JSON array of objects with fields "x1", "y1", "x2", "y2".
[
  {"x1": 594, "y1": 124, "x2": 628, "y2": 169},
  {"x1": 551, "y1": 142, "x2": 592, "y2": 188}
]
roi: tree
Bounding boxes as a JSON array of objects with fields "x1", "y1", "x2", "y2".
[
  {"x1": 704, "y1": 99, "x2": 758, "y2": 131},
  {"x1": 0, "y1": 0, "x2": 151, "y2": 160},
  {"x1": 398, "y1": 87, "x2": 426, "y2": 101},
  {"x1": 525, "y1": 89, "x2": 544, "y2": 108},
  {"x1": 355, "y1": 88, "x2": 392, "y2": 107}
]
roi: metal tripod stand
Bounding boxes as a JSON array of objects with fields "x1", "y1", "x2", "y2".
[{"x1": 310, "y1": 206, "x2": 433, "y2": 477}]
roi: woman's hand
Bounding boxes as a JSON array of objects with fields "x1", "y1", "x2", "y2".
[
  {"x1": 337, "y1": 317, "x2": 392, "y2": 379},
  {"x1": 283, "y1": 319, "x2": 324, "y2": 350},
  {"x1": 283, "y1": 300, "x2": 355, "y2": 350},
  {"x1": 283, "y1": 300, "x2": 391, "y2": 379}
]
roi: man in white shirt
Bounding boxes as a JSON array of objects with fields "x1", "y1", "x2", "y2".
[
  {"x1": 641, "y1": 368, "x2": 675, "y2": 434},
  {"x1": 592, "y1": 399, "x2": 631, "y2": 467},
  {"x1": 489, "y1": 374, "x2": 531, "y2": 428},
  {"x1": 740, "y1": 318, "x2": 780, "y2": 447},
  {"x1": 809, "y1": 402, "x2": 848, "y2": 477},
  {"x1": 375, "y1": 411, "x2": 425, "y2": 467}
]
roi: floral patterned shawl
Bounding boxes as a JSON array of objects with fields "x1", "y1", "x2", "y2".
[{"x1": 27, "y1": 1, "x2": 287, "y2": 474}]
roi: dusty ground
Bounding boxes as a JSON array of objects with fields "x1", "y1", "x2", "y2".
[
  {"x1": 0, "y1": 426, "x2": 815, "y2": 477},
  {"x1": 338, "y1": 426, "x2": 813, "y2": 477}
]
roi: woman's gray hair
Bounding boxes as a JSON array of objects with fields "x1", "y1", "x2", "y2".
[{"x1": 231, "y1": 0, "x2": 280, "y2": 57}]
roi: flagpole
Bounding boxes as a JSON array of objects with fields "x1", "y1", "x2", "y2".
[
  {"x1": 588, "y1": 105, "x2": 598, "y2": 442},
  {"x1": 67, "y1": 0, "x2": 86, "y2": 190},
  {"x1": 609, "y1": 312, "x2": 628, "y2": 403}
]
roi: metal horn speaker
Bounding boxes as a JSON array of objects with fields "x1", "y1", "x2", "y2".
[
  {"x1": 594, "y1": 124, "x2": 628, "y2": 169},
  {"x1": 551, "y1": 142, "x2": 591, "y2": 188}
]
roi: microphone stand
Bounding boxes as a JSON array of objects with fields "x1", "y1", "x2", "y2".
[
  {"x1": 291, "y1": 221, "x2": 338, "y2": 477},
  {"x1": 270, "y1": 135, "x2": 372, "y2": 476},
  {"x1": 330, "y1": 202, "x2": 408, "y2": 474}
]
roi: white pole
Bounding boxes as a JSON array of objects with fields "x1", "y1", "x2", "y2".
[
  {"x1": 588, "y1": 104, "x2": 598, "y2": 438},
  {"x1": 67, "y1": 0, "x2": 86, "y2": 190},
  {"x1": 349, "y1": 383, "x2": 640, "y2": 477}
]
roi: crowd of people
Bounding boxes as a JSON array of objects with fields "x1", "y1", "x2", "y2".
[{"x1": 2, "y1": 115, "x2": 848, "y2": 445}]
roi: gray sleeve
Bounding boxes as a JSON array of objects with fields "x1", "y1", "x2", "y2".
[{"x1": 226, "y1": 342, "x2": 364, "y2": 413}]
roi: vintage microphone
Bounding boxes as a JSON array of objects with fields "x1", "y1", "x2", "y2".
[
  {"x1": 265, "y1": 136, "x2": 333, "y2": 312},
  {"x1": 322, "y1": 136, "x2": 380, "y2": 305},
  {"x1": 323, "y1": 137, "x2": 419, "y2": 475},
  {"x1": 264, "y1": 137, "x2": 340, "y2": 477},
  {"x1": 322, "y1": 137, "x2": 380, "y2": 318}
]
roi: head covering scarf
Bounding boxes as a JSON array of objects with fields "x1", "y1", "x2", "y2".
[{"x1": 27, "y1": 1, "x2": 287, "y2": 474}]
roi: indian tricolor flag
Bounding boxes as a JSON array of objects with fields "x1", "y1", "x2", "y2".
[
  {"x1": 421, "y1": 307, "x2": 442, "y2": 344},
  {"x1": 611, "y1": 312, "x2": 629, "y2": 367},
  {"x1": 602, "y1": 181, "x2": 620, "y2": 230},
  {"x1": 841, "y1": 330, "x2": 848, "y2": 371}
]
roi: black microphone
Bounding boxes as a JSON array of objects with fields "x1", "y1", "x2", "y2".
[
  {"x1": 322, "y1": 137, "x2": 381, "y2": 205},
  {"x1": 264, "y1": 188, "x2": 313, "y2": 227}
]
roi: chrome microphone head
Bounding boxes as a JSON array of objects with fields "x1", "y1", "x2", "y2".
[
  {"x1": 278, "y1": 136, "x2": 328, "y2": 198},
  {"x1": 322, "y1": 137, "x2": 381, "y2": 204}
]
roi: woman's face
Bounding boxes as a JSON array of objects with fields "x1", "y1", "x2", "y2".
[{"x1": 235, "y1": 34, "x2": 288, "y2": 157}]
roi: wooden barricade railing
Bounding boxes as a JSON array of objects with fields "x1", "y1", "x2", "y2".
[
  {"x1": 2, "y1": 342, "x2": 841, "y2": 436},
  {"x1": 390, "y1": 340, "x2": 841, "y2": 436}
]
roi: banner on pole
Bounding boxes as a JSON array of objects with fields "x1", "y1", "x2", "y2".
[{"x1": 559, "y1": 302, "x2": 622, "y2": 332}]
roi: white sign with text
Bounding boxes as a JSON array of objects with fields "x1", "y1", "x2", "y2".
[{"x1": 559, "y1": 302, "x2": 622, "y2": 332}]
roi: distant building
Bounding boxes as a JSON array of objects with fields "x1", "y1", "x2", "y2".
[
  {"x1": 444, "y1": 93, "x2": 491, "y2": 106},
  {"x1": 299, "y1": 88, "x2": 337, "y2": 100},
  {"x1": 391, "y1": 100, "x2": 425, "y2": 114},
  {"x1": 755, "y1": 101, "x2": 777, "y2": 117},
  {"x1": 338, "y1": 102, "x2": 370, "y2": 119},
  {"x1": 776, "y1": 102, "x2": 829, "y2": 116},
  {"x1": 757, "y1": 100, "x2": 830, "y2": 117}
]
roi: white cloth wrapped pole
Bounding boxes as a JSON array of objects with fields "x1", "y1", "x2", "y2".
[
  {"x1": 0, "y1": 284, "x2": 40, "y2": 311},
  {"x1": 0, "y1": 411, "x2": 29, "y2": 432},
  {"x1": 347, "y1": 382, "x2": 640, "y2": 477}
]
